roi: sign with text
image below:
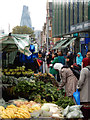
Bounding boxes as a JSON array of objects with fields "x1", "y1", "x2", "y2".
[{"x1": 70, "y1": 20, "x2": 90, "y2": 33}]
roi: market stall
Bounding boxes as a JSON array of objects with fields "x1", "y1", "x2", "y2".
[{"x1": 0, "y1": 34, "x2": 86, "y2": 119}]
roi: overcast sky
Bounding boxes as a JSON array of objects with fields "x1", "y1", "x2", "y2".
[{"x1": 0, "y1": 0, "x2": 52, "y2": 34}]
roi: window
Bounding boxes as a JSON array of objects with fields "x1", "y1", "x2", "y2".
[
  {"x1": 79, "y1": 0, "x2": 83, "y2": 23},
  {"x1": 74, "y1": 0, "x2": 77, "y2": 24},
  {"x1": 77, "y1": 0, "x2": 79, "y2": 23},
  {"x1": 84, "y1": 0, "x2": 88, "y2": 21}
]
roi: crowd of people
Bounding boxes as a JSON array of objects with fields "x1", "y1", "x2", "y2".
[
  {"x1": 12, "y1": 49, "x2": 90, "y2": 117},
  {"x1": 14, "y1": 49, "x2": 90, "y2": 106},
  {"x1": 37, "y1": 49, "x2": 90, "y2": 105}
]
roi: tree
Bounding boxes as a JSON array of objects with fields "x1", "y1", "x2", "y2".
[{"x1": 12, "y1": 25, "x2": 35, "y2": 38}]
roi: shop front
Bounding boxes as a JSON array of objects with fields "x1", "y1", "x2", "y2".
[{"x1": 70, "y1": 20, "x2": 90, "y2": 57}]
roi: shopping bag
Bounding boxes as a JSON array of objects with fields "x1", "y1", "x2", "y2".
[{"x1": 73, "y1": 89, "x2": 80, "y2": 105}]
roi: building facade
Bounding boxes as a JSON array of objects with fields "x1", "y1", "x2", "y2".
[{"x1": 52, "y1": 0, "x2": 90, "y2": 55}]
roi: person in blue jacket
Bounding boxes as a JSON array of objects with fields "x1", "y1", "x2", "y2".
[{"x1": 76, "y1": 52, "x2": 83, "y2": 66}]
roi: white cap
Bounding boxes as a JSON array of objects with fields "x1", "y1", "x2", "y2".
[{"x1": 54, "y1": 63, "x2": 63, "y2": 71}]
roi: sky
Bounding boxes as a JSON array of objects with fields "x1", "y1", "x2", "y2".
[{"x1": 0, "y1": 0, "x2": 52, "y2": 34}]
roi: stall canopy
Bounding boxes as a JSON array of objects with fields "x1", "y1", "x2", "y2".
[
  {"x1": 61, "y1": 38, "x2": 76, "y2": 49},
  {"x1": 0, "y1": 34, "x2": 32, "y2": 56},
  {"x1": 53, "y1": 38, "x2": 69, "y2": 50}
]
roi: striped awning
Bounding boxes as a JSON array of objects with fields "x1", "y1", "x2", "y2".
[
  {"x1": 0, "y1": 34, "x2": 33, "y2": 56},
  {"x1": 61, "y1": 38, "x2": 76, "y2": 49},
  {"x1": 53, "y1": 38, "x2": 68, "y2": 49}
]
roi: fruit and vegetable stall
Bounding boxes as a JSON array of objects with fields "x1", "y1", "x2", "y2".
[
  {"x1": 0, "y1": 34, "x2": 85, "y2": 119},
  {"x1": 0, "y1": 66, "x2": 84, "y2": 119}
]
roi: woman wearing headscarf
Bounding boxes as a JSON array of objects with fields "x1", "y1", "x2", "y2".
[
  {"x1": 76, "y1": 52, "x2": 83, "y2": 66},
  {"x1": 54, "y1": 63, "x2": 78, "y2": 98}
]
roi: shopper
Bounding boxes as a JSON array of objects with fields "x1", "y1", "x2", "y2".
[
  {"x1": 77, "y1": 65, "x2": 90, "y2": 118},
  {"x1": 49, "y1": 53, "x2": 58, "y2": 77},
  {"x1": 66, "y1": 56, "x2": 73, "y2": 67},
  {"x1": 57, "y1": 50, "x2": 65, "y2": 65},
  {"x1": 54, "y1": 63, "x2": 78, "y2": 98},
  {"x1": 76, "y1": 52, "x2": 83, "y2": 66},
  {"x1": 82, "y1": 50, "x2": 90, "y2": 68},
  {"x1": 66, "y1": 51, "x2": 74, "y2": 67},
  {"x1": 37, "y1": 50, "x2": 43, "y2": 73}
]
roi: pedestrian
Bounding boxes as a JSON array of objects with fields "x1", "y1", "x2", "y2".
[
  {"x1": 46, "y1": 51, "x2": 52, "y2": 68},
  {"x1": 57, "y1": 50, "x2": 65, "y2": 82},
  {"x1": 66, "y1": 55, "x2": 73, "y2": 67},
  {"x1": 37, "y1": 50, "x2": 43, "y2": 73},
  {"x1": 77, "y1": 65, "x2": 90, "y2": 118},
  {"x1": 57, "y1": 50, "x2": 65, "y2": 65},
  {"x1": 76, "y1": 52, "x2": 83, "y2": 67},
  {"x1": 66, "y1": 51, "x2": 74, "y2": 66},
  {"x1": 42, "y1": 50, "x2": 46, "y2": 73},
  {"x1": 49, "y1": 53, "x2": 58, "y2": 78},
  {"x1": 82, "y1": 50, "x2": 90, "y2": 68},
  {"x1": 54, "y1": 63, "x2": 78, "y2": 98}
]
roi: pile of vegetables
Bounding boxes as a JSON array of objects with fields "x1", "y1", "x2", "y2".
[
  {"x1": 1, "y1": 72, "x2": 75, "y2": 108},
  {"x1": 2, "y1": 66, "x2": 34, "y2": 77},
  {"x1": 0, "y1": 99, "x2": 84, "y2": 119}
]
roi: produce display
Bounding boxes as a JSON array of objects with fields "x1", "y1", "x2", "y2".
[
  {"x1": 1, "y1": 70, "x2": 84, "y2": 119},
  {"x1": 2, "y1": 66, "x2": 34, "y2": 77},
  {"x1": 0, "y1": 99, "x2": 84, "y2": 119},
  {"x1": 2, "y1": 73, "x2": 75, "y2": 108}
]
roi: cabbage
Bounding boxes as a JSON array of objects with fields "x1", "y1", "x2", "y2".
[
  {"x1": 43, "y1": 103, "x2": 58, "y2": 107},
  {"x1": 41, "y1": 105, "x2": 50, "y2": 112},
  {"x1": 41, "y1": 110, "x2": 52, "y2": 117},
  {"x1": 31, "y1": 110, "x2": 42, "y2": 118}
]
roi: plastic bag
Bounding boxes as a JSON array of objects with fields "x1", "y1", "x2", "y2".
[
  {"x1": 66, "y1": 110, "x2": 80, "y2": 118},
  {"x1": 73, "y1": 89, "x2": 80, "y2": 105},
  {"x1": 69, "y1": 105, "x2": 82, "y2": 111},
  {"x1": 63, "y1": 105, "x2": 70, "y2": 117}
]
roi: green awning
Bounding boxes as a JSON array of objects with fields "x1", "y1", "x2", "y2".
[
  {"x1": 0, "y1": 34, "x2": 32, "y2": 56},
  {"x1": 61, "y1": 38, "x2": 76, "y2": 49},
  {"x1": 53, "y1": 39, "x2": 68, "y2": 49}
]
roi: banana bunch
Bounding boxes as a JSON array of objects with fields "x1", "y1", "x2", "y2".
[
  {"x1": 15, "y1": 108, "x2": 31, "y2": 118},
  {"x1": 1, "y1": 105, "x2": 17, "y2": 118},
  {"x1": 0, "y1": 106, "x2": 5, "y2": 116},
  {"x1": 1, "y1": 104, "x2": 31, "y2": 118}
]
